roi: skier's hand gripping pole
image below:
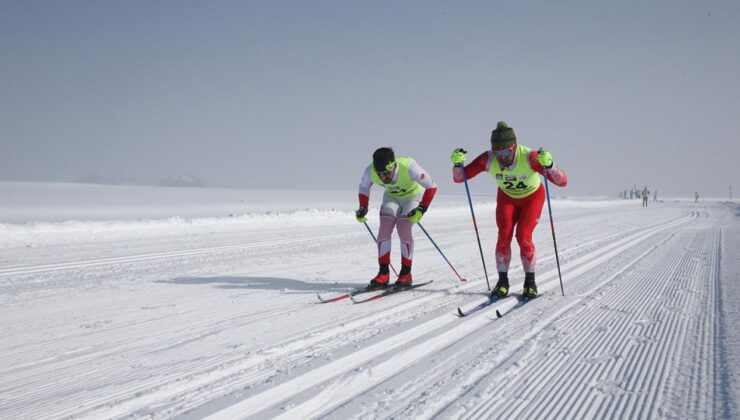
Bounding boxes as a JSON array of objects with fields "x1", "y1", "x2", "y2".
[
  {"x1": 539, "y1": 148, "x2": 565, "y2": 296},
  {"x1": 417, "y1": 222, "x2": 468, "y2": 283},
  {"x1": 363, "y1": 221, "x2": 398, "y2": 276}
]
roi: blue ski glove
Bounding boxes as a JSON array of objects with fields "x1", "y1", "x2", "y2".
[
  {"x1": 355, "y1": 206, "x2": 368, "y2": 223},
  {"x1": 537, "y1": 150, "x2": 553, "y2": 168},
  {"x1": 406, "y1": 203, "x2": 427, "y2": 224},
  {"x1": 451, "y1": 148, "x2": 467, "y2": 166}
]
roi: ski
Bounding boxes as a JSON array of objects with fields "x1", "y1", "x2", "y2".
[
  {"x1": 456, "y1": 295, "x2": 500, "y2": 317},
  {"x1": 350, "y1": 281, "x2": 434, "y2": 304},
  {"x1": 457, "y1": 293, "x2": 540, "y2": 317},
  {"x1": 504, "y1": 293, "x2": 538, "y2": 313},
  {"x1": 316, "y1": 286, "x2": 386, "y2": 303},
  {"x1": 316, "y1": 292, "x2": 352, "y2": 303}
]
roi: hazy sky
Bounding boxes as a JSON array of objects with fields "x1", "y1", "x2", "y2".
[{"x1": 1, "y1": 0, "x2": 738, "y2": 197}]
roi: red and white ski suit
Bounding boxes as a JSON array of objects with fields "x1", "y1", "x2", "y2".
[
  {"x1": 359, "y1": 159, "x2": 437, "y2": 268},
  {"x1": 453, "y1": 149, "x2": 567, "y2": 273}
]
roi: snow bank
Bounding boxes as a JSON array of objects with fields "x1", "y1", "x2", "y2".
[
  {"x1": 0, "y1": 209, "x2": 358, "y2": 248},
  {"x1": 0, "y1": 181, "x2": 637, "y2": 248}
]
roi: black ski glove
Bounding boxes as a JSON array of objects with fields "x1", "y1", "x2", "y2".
[{"x1": 355, "y1": 206, "x2": 368, "y2": 223}]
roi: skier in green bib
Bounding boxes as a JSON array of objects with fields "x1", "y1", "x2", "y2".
[
  {"x1": 451, "y1": 122, "x2": 568, "y2": 299},
  {"x1": 355, "y1": 147, "x2": 438, "y2": 289},
  {"x1": 641, "y1": 187, "x2": 650, "y2": 207}
]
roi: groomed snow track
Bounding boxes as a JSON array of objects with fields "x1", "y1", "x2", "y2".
[{"x1": 0, "y1": 202, "x2": 735, "y2": 419}]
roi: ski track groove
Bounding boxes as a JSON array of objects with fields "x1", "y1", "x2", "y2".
[
  {"x1": 705, "y1": 228, "x2": 720, "y2": 417},
  {"x1": 447, "y1": 223, "x2": 676, "y2": 417},
  {"x1": 0, "y1": 231, "x2": 360, "y2": 278},
  {"x1": 547, "y1": 231, "x2": 692, "y2": 417},
  {"x1": 464, "y1": 218, "x2": 714, "y2": 419},
  {"x1": 0, "y1": 297, "x2": 291, "y2": 364},
  {"x1": 457, "y1": 235, "x2": 664, "y2": 418},
  {"x1": 711, "y1": 227, "x2": 725, "y2": 418},
  {"x1": 634, "y1": 232, "x2": 706, "y2": 419},
  {"x1": 661, "y1": 234, "x2": 713, "y2": 415},
  {"x1": 0, "y1": 303, "x2": 296, "y2": 418},
  {"x1": 558, "y1": 236, "x2": 688, "y2": 419}
]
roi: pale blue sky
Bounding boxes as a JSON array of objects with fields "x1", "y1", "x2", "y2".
[{"x1": 1, "y1": 0, "x2": 738, "y2": 197}]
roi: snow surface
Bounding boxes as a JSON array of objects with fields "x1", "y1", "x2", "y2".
[{"x1": 1, "y1": 182, "x2": 738, "y2": 419}]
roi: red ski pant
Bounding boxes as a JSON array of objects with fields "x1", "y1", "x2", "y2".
[{"x1": 495, "y1": 184, "x2": 545, "y2": 273}]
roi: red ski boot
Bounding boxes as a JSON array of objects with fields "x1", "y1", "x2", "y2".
[
  {"x1": 394, "y1": 269, "x2": 413, "y2": 288},
  {"x1": 367, "y1": 272, "x2": 390, "y2": 290}
]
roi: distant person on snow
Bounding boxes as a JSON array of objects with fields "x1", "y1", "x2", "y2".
[
  {"x1": 653, "y1": 190, "x2": 658, "y2": 202},
  {"x1": 695, "y1": 192, "x2": 699, "y2": 203},
  {"x1": 641, "y1": 187, "x2": 650, "y2": 207},
  {"x1": 450, "y1": 121, "x2": 567, "y2": 300},
  {"x1": 355, "y1": 147, "x2": 437, "y2": 289}
]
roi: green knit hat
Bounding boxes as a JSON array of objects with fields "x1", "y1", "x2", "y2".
[{"x1": 490, "y1": 121, "x2": 516, "y2": 148}]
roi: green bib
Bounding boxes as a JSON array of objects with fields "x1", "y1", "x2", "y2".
[
  {"x1": 488, "y1": 145, "x2": 541, "y2": 198},
  {"x1": 370, "y1": 156, "x2": 423, "y2": 199}
]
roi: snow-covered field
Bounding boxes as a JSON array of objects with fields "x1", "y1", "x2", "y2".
[{"x1": 1, "y1": 182, "x2": 738, "y2": 419}]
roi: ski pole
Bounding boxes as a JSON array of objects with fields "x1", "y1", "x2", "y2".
[
  {"x1": 460, "y1": 164, "x2": 491, "y2": 290},
  {"x1": 363, "y1": 221, "x2": 398, "y2": 276},
  {"x1": 417, "y1": 222, "x2": 468, "y2": 283},
  {"x1": 540, "y1": 149, "x2": 565, "y2": 296}
]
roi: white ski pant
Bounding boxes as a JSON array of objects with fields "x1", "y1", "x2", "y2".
[{"x1": 377, "y1": 192, "x2": 421, "y2": 267}]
